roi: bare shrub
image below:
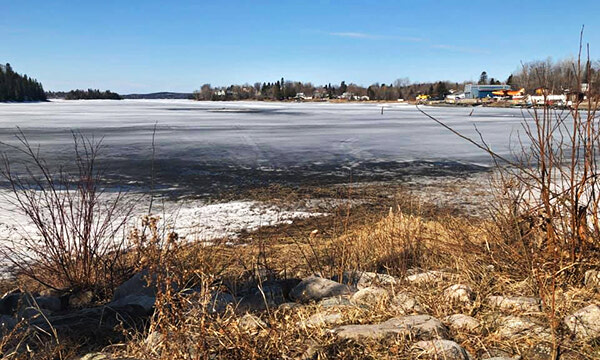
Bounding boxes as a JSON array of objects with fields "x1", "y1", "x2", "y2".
[
  {"x1": 0, "y1": 131, "x2": 134, "y2": 296},
  {"x1": 419, "y1": 31, "x2": 600, "y2": 360}
]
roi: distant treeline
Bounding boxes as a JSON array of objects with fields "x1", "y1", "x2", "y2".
[
  {"x1": 194, "y1": 57, "x2": 600, "y2": 102},
  {"x1": 193, "y1": 78, "x2": 458, "y2": 101},
  {"x1": 122, "y1": 92, "x2": 193, "y2": 100},
  {"x1": 0, "y1": 63, "x2": 46, "y2": 102},
  {"x1": 47, "y1": 89, "x2": 122, "y2": 100},
  {"x1": 507, "y1": 58, "x2": 600, "y2": 94}
]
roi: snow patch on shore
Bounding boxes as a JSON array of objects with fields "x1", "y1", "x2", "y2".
[
  {"x1": 157, "y1": 200, "x2": 326, "y2": 242},
  {"x1": 0, "y1": 191, "x2": 327, "y2": 250}
]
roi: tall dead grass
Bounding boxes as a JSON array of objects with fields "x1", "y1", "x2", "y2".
[{"x1": 419, "y1": 31, "x2": 600, "y2": 359}]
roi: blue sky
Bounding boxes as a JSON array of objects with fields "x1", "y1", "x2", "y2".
[{"x1": 2, "y1": 0, "x2": 599, "y2": 93}]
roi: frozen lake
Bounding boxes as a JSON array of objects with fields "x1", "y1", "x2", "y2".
[{"x1": 0, "y1": 99, "x2": 527, "y2": 195}]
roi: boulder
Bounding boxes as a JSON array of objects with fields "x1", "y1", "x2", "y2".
[
  {"x1": 336, "y1": 271, "x2": 399, "y2": 289},
  {"x1": 301, "y1": 311, "x2": 344, "y2": 328},
  {"x1": 69, "y1": 290, "x2": 94, "y2": 308},
  {"x1": 584, "y1": 270, "x2": 600, "y2": 291},
  {"x1": 15, "y1": 295, "x2": 62, "y2": 319},
  {"x1": 289, "y1": 276, "x2": 355, "y2": 303},
  {"x1": 18, "y1": 308, "x2": 52, "y2": 321},
  {"x1": 30, "y1": 296, "x2": 62, "y2": 312},
  {"x1": 444, "y1": 314, "x2": 480, "y2": 332},
  {"x1": 108, "y1": 295, "x2": 156, "y2": 314},
  {"x1": 405, "y1": 271, "x2": 450, "y2": 284},
  {"x1": 0, "y1": 314, "x2": 17, "y2": 332},
  {"x1": 564, "y1": 304, "x2": 600, "y2": 341},
  {"x1": 236, "y1": 280, "x2": 297, "y2": 312},
  {"x1": 0, "y1": 293, "x2": 23, "y2": 315},
  {"x1": 208, "y1": 292, "x2": 236, "y2": 313},
  {"x1": 334, "y1": 315, "x2": 448, "y2": 341},
  {"x1": 412, "y1": 339, "x2": 473, "y2": 360},
  {"x1": 318, "y1": 296, "x2": 352, "y2": 308},
  {"x1": 350, "y1": 287, "x2": 389, "y2": 307},
  {"x1": 487, "y1": 296, "x2": 541, "y2": 313},
  {"x1": 238, "y1": 313, "x2": 267, "y2": 332},
  {"x1": 391, "y1": 291, "x2": 423, "y2": 314},
  {"x1": 444, "y1": 284, "x2": 475, "y2": 304},
  {"x1": 29, "y1": 305, "x2": 148, "y2": 340},
  {"x1": 495, "y1": 315, "x2": 550, "y2": 340},
  {"x1": 113, "y1": 271, "x2": 157, "y2": 301},
  {"x1": 478, "y1": 349, "x2": 519, "y2": 359}
]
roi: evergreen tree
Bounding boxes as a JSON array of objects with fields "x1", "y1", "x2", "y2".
[
  {"x1": 478, "y1": 71, "x2": 488, "y2": 85},
  {"x1": 433, "y1": 81, "x2": 449, "y2": 99},
  {"x1": 0, "y1": 63, "x2": 46, "y2": 102},
  {"x1": 60, "y1": 89, "x2": 121, "y2": 100},
  {"x1": 506, "y1": 74, "x2": 514, "y2": 87},
  {"x1": 340, "y1": 81, "x2": 347, "y2": 95},
  {"x1": 273, "y1": 81, "x2": 281, "y2": 100}
]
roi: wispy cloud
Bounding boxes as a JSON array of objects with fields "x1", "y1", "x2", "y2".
[
  {"x1": 328, "y1": 32, "x2": 424, "y2": 42},
  {"x1": 430, "y1": 44, "x2": 490, "y2": 55},
  {"x1": 329, "y1": 32, "x2": 376, "y2": 39},
  {"x1": 327, "y1": 31, "x2": 488, "y2": 55}
]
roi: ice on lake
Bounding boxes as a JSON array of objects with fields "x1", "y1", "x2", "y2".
[
  {"x1": 0, "y1": 99, "x2": 526, "y2": 244},
  {"x1": 0, "y1": 99, "x2": 526, "y2": 194}
]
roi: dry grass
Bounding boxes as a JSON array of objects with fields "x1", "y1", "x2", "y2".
[
  {"x1": 99, "y1": 194, "x2": 597, "y2": 359},
  {"x1": 1, "y1": 180, "x2": 599, "y2": 359}
]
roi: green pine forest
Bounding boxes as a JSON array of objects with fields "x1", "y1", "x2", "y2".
[{"x1": 0, "y1": 63, "x2": 47, "y2": 102}]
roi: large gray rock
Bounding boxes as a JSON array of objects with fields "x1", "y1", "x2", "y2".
[
  {"x1": 208, "y1": 292, "x2": 236, "y2": 313},
  {"x1": 318, "y1": 296, "x2": 352, "y2": 308},
  {"x1": 350, "y1": 287, "x2": 389, "y2": 307},
  {"x1": 412, "y1": 340, "x2": 473, "y2": 360},
  {"x1": 0, "y1": 314, "x2": 17, "y2": 332},
  {"x1": 337, "y1": 271, "x2": 399, "y2": 289},
  {"x1": 495, "y1": 315, "x2": 550, "y2": 340},
  {"x1": 391, "y1": 291, "x2": 423, "y2": 314},
  {"x1": 0, "y1": 293, "x2": 23, "y2": 315},
  {"x1": 488, "y1": 296, "x2": 541, "y2": 313},
  {"x1": 18, "y1": 308, "x2": 52, "y2": 321},
  {"x1": 108, "y1": 295, "x2": 156, "y2": 314},
  {"x1": 69, "y1": 290, "x2": 94, "y2": 308},
  {"x1": 301, "y1": 311, "x2": 344, "y2": 328},
  {"x1": 334, "y1": 315, "x2": 448, "y2": 341},
  {"x1": 14, "y1": 294, "x2": 62, "y2": 319},
  {"x1": 113, "y1": 271, "x2": 157, "y2": 301},
  {"x1": 405, "y1": 271, "x2": 451, "y2": 284},
  {"x1": 289, "y1": 276, "x2": 355, "y2": 303},
  {"x1": 564, "y1": 304, "x2": 600, "y2": 341},
  {"x1": 444, "y1": 314, "x2": 480, "y2": 332},
  {"x1": 29, "y1": 296, "x2": 62, "y2": 312},
  {"x1": 236, "y1": 280, "x2": 298, "y2": 312},
  {"x1": 444, "y1": 284, "x2": 475, "y2": 304},
  {"x1": 29, "y1": 305, "x2": 148, "y2": 341},
  {"x1": 238, "y1": 313, "x2": 267, "y2": 332}
]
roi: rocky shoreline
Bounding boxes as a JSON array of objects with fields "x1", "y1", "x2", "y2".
[{"x1": 3, "y1": 267, "x2": 599, "y2": 359}]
